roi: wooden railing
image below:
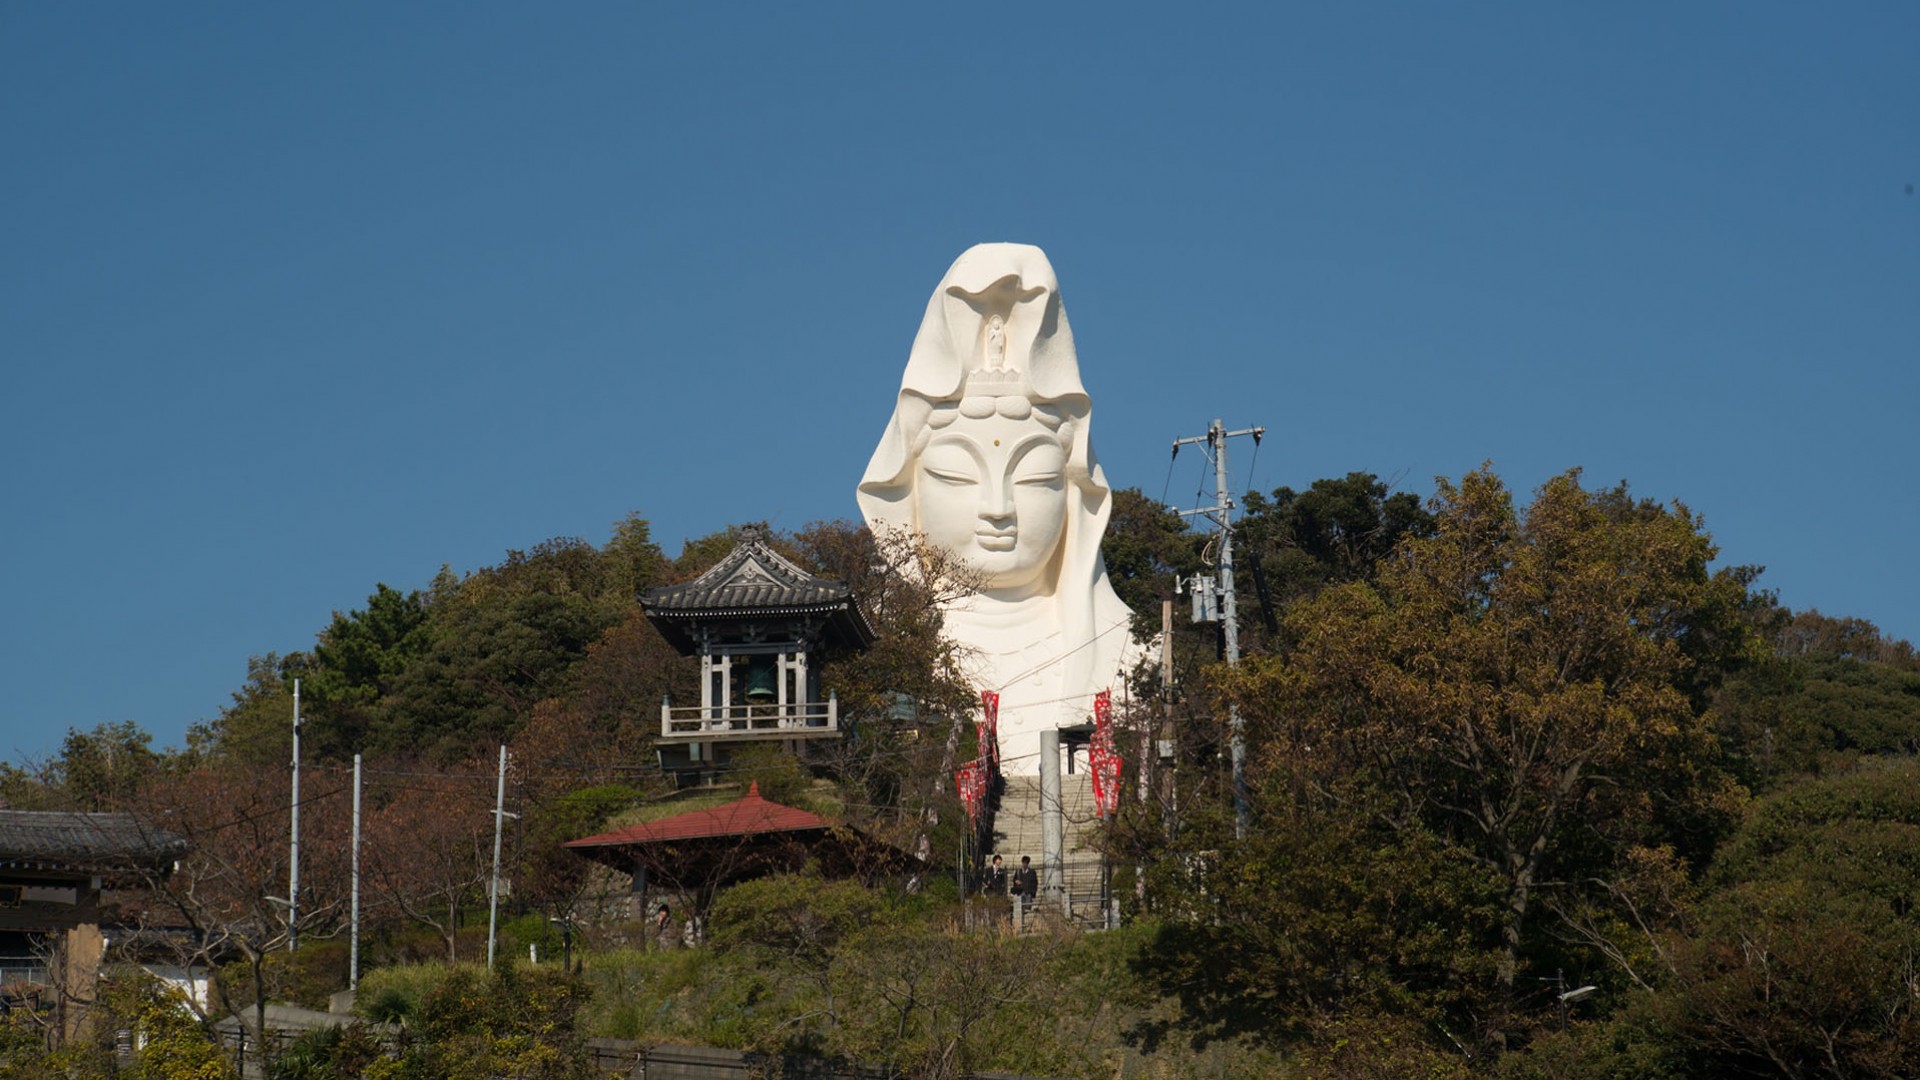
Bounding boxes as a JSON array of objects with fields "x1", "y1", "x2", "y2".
[{"x1": 658, "y1": 696, "x2": 839, "y2": 741}]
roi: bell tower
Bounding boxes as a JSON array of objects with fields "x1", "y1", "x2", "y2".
[{"x1": 644, "y1": 526, "x2": 874, "y2": 769}]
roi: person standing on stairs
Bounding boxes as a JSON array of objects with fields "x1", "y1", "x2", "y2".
[
  {"x1": 1012, "y1": 855, "x2": 1039, "y2": 917},
  {"x1": 982, "y1": 854, "x2": 1008, "y2": 897}
]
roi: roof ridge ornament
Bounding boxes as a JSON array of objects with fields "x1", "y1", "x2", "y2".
[{"x1": 732, "y1": 558, "x2": 775, "y2": 585}]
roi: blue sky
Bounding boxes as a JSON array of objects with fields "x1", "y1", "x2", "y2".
[{"x1": 3, "y1": 4, "x2": 1915, "y2": 763}]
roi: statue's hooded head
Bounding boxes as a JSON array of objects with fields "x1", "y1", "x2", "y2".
[{"x1": 859, "y1": 245, "x2": 1124, "y2": 685}]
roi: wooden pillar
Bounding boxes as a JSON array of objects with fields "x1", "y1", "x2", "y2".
[{"x1": 59, "y1": 921, "x2": 103, "y2": 1045}]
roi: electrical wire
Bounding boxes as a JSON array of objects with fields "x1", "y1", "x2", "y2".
[{"x1": 991, "y1": 616, "x2": 1135, "y2": 693}]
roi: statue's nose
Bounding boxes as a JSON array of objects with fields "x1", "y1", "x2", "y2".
[{"x1": 981, "y1": 478, "x2": 1014, "y2": 521}]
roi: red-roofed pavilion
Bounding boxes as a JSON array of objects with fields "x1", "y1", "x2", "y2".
[{"x1": 564, "y1": 783, "x2": 915, "y2": 912}]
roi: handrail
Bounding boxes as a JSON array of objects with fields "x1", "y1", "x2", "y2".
[{"x1": 658, "y1": 695, "x2": 840, "y2": 740}]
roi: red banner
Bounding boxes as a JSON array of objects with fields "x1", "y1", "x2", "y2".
[
  {"x1": 978, "y1": 691, "x2": 1000, "y2": 775},
  {"x1": 1089, "y1": 690, "x2": 1122, "y2": 817},
  {"x1": 956, "y1": 760, "x2": 987, "y2": 821}
]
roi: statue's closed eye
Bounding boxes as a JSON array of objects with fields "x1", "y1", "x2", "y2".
[
  {"x1": 1013, "y1": 445, "x2": 1066, "y2": 487},
  {"x1": 921, "y1": 443, "x2": 979, "y2": 484}
]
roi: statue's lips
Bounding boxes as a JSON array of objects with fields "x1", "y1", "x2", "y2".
[{"x1": 975, "y1": 531, "x2": 1018, "y2": 552}]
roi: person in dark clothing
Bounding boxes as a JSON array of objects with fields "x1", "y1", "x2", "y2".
[
  {"x1": 982, "y1": 854, "x2": 1008, "y2": 896},
  {"x1": 1011, "y1": 855, "x2": 1038, "y2": 913}
]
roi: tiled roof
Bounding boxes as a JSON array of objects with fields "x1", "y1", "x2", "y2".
[
  {"x1": 641, "y1": 525, "x2": 876, "y2": 653},
  {"x1": 563, "y1": 783, "x2": 831, "y2": 849},
  {"x1": 643, "y1": 526, "x2": 852, "y2": 613},
  {"x1": 0, "y1": 810, "x2": 187, "y2": 873}
]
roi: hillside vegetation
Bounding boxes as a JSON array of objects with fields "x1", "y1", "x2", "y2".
[{"x1": 5, "y1": 468, "x2": 1919, "y2": 1079}]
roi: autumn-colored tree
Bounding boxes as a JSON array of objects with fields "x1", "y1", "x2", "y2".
[
  {"x1": 359, "y1": 763, "x2": 498, "y2": 962},
  {"x1": 1774, "y1": 609, "x2": 1919, "y2": 671},
  {"x1": 122, "y1": 761, "x2": 352, "y2": 1065}
]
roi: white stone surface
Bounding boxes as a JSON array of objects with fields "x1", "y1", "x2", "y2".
[{"x1": 859, "y1": 244, "x2": 1140, "y2": 773}]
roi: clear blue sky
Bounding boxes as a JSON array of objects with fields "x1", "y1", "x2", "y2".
[{"x1": 4, "y1": 4, "x2": 1915, "y2": 763}]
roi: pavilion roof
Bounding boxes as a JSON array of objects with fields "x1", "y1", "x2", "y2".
[
  {"x1": 641, "y1": 526, "x2": 875, "y2": 652},
  {"x1": 563, "y1": 783, "x2": 832, "y2": 851}
]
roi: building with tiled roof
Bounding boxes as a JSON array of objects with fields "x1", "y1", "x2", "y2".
[
  {"x1": 642, "y1": 525, "x2": 874, "y2": 653},
  {"x1": 644, "y1": 526, "x2": 874, "y2": 766},
  {"x1": 0, "y1": 809, "x2": 186, "y2": 1043}
]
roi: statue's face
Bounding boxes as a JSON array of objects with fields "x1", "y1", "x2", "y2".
[{"x1": 916, "y1": 411, "x2": 1069, "y2": 593}]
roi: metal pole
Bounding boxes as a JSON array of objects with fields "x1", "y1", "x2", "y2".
[
  {"x1": 486, "y1": 745, "x2": 507, "y2": 968},
  {"x1": 288, "y1": 678, "x2": 300, "y2": 951},
  {"x1": 1040, "y1": 728, "x2": 1064, "y2": 902},
  {"x1": 350, "y1": 752, "x2": 362, "y2": 990}
]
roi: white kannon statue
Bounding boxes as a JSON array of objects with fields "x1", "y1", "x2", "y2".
[{"x1": 858, "y1": 243, "x2": 1139, "y2": 773}]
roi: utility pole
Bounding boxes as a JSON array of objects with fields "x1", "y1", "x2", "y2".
[
  {"x1": 288, "y1": 678, "x2": 301, "y2": 952},
  {"x1": 1160, "y1": 598, "x2": 1177, "y2": 837},
  {"x1": 486, "y1": 745, "x2": 508, "y2": 969},
  {"x1": 1173, "y1": 418, "x2": 1264, "y2": 839},
  {"x1": 350, "y1": 752, "x2": 362, "y2": 991}
]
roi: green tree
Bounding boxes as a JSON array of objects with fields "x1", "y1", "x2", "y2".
[
  {"x1": 376, "y1": 536, "x2": 646, "y2": 760},
  {"x1": 1221, "y1": 468, "x2": 1758, "y2": 1031},
  {"x1": 1100, "y1": 487, "x2": 1206, "y2": 626},
  {"x1": 1780, "y1": 656, "x2": 1920, "y2": 759},
  {"x1": 1712, "y1": 647, "x2": 1920, "y2": 792},
  {"x1": 829, "y1": 922, "x2": 1064, "y2": 1079},
  {"x1": 1668, "y1": 762, "x2": 1920, "y2": 1078},
  {"x1": 1137, "y1": 789, "x2": 1507, "y2": 1050},
  {"x1": 133, "y1": 986, "x2": 236, "y2": 1080},
  {"x1": 45, "y1": 720, "x2": 157, "y2": 810},
  {"x1": 302, "y1": 584, "x2": 430, "y2": 758},
  {"x1": 407, "y1": 966, "x2": 593, "y2": 1080},
  {"x1": 1511, "y1": 762, "x2": 1920, "y2": 1079},
  {"x1": 1235, "y1": 470, "x2": 1435, "y2": 611},
  {"x1": 190, "y1": 654, "x2": 295, "y2": 768}
]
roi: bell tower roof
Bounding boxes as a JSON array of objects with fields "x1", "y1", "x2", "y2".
[{"x1": 642, "y1": 525, "x2": 876, "y2": 653}]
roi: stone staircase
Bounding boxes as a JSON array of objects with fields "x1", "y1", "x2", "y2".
[{"x1": 988, "y1": 772, "x2": 1112, "y2": 927}]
